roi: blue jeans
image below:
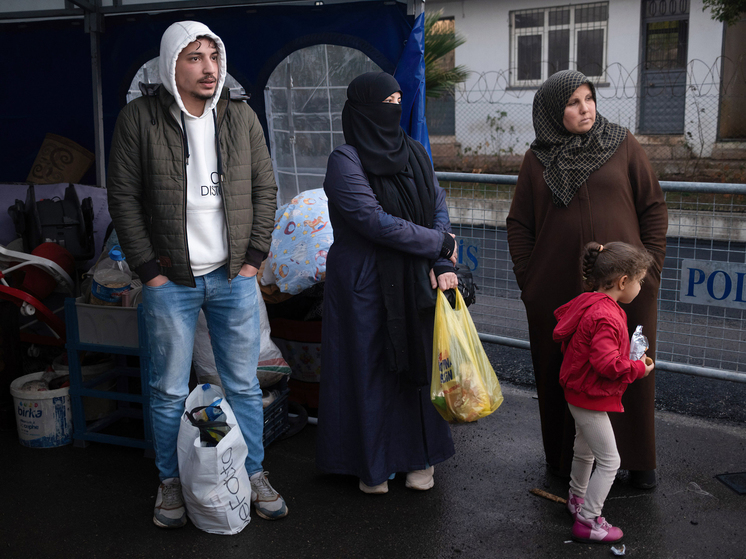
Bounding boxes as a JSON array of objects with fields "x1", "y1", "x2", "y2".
[{"x1": 142, "y1": 267, "x2": 264, "y2": 481}]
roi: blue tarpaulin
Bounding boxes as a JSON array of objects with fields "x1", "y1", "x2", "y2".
[
  {"x1": 0, "y1": 2, "x2": 427, "y2": 184},
  {"x1": 395, "y1": 13, "x2": 431, "y2": 156}
]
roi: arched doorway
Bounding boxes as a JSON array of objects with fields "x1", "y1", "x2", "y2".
[{"x1": 265, "y1": 44, "x2": 382, "y2": 204}]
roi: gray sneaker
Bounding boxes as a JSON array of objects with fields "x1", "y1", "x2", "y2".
[
  {"x1": 153, "y1": 478, "x2": 187, "y2": 528},
  {"x1": 250, "y1": 471, "x2": 288, "y2": 520}
]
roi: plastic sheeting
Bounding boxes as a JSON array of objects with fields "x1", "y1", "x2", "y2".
[
  {"x1": 266, "y1": 45, "x2": 383, "y2": 203},
  {"x1": 265, "y1": 13, "x2": 431, "y2": 204}
]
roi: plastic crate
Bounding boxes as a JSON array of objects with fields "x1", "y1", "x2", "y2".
[
  {"x1": 262, "y1": 378, "x2": 289, "y2": 447},
  {"x1": 73, "y1": 296, "x2": 140, "y2": 348}
]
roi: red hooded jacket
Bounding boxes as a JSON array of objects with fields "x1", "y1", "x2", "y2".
[{"x1": 553, "y1": 292, "x2": 646, "y2": 412}]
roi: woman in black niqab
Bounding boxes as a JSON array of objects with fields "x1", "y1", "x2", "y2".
[
  {"x1": 317, "y1": 71, "x2": 458, "y2": 494},
  {"x1": 342, "y1": 72, "x2": 457, "y2": 386}
]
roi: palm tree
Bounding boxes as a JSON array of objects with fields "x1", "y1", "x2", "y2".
[{"x1": 424, "y1": 10, "x2": 470, "y2": 99}]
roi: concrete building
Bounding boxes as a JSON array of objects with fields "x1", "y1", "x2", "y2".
[{"x1": 426, "y1": 0, "x2": 746, "y2": 179}]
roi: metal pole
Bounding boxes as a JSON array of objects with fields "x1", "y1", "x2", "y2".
[
  {"x1": 85, "y1": 3, "x2": 106, "y2": 187},
  {"x1": 435, "y1": 171, "x2": 746, "y2": 194},
  {"x1": 479, "y1": 333, "x2": 531, "y2": 351},
  {"x1": 479, "y1": 330, "x2": 746, "y2": 383},
  {"x1": 409, "y1": 0, "x2": 425, "y2": 17},
  {"x1": 654, "y1": 361, "x2": 746, "y2": 383}
]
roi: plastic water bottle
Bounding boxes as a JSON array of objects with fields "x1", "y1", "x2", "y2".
[
  {"x1": 192, "y1": 399, "x2": 224, "y2": 422},
  {"x1": 194, "y1": 403, "x2": 231, "y2": 446},
  {"x1": 90, "y1": 245, "x2": 132, "y2": 306}
]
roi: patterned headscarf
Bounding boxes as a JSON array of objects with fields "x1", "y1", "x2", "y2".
[{"x1": 530, "y1": 70, "x2": 627, "y2": 207}]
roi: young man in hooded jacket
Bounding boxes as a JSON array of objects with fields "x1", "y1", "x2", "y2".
[{"x1": 107, "y1": 21, "x2": 287, "y2": 528}]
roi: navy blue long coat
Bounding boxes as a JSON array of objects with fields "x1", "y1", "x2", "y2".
[{"x1": 316, "y1": 144, "x2": 455, "y2": 486}]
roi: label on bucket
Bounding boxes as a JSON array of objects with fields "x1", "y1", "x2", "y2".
[{"x1": 15, "y1": 395, "x2": 72, "y2": 448}]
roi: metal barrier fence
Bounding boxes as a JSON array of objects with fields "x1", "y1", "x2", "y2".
[{"x1": 436, "y1": 171, "x2": 746, "y2": 383}]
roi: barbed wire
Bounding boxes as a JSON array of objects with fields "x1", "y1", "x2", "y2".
[{"x1": 454, "y1": 56, "x2": 746, "y2": 104}]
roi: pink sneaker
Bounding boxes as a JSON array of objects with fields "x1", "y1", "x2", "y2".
[
  {"x1": 567, "y1": 489, "x2": 584, "y2": 520},
  {"x1": 572, "y1": 515, "x2": 623, "y2": 544}
]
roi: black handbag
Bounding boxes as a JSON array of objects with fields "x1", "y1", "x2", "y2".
[{"x1": 445, "y1": 264, "x2": 478, "y2": 308}]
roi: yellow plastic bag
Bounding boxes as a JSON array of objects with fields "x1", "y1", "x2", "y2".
[{"x1": 431, "y1": 289, "x2": 504, "y2": 422}]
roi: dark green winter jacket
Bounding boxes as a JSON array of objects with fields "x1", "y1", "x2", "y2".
[{"x1": 107, "y1": 85, "x2": 277, "y2": 286}]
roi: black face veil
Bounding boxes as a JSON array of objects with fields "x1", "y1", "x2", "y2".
[{"x1": 342, "y1": 72, "x2": 408, "y2": 176}]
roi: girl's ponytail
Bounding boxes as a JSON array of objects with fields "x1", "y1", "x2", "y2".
[
  {"x1": 581, "y1": 242, "x2": 604, "y2": 291},
  {"x1": 581, "y1": 241, "x2": 654, "y2": 292}
]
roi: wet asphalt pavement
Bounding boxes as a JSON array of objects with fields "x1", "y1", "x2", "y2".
[{"x1": 3, "y1": 342, "x2": 745, "y2": 559}]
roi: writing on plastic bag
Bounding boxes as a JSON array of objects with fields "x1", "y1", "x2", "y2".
[{"x1": 430, "y1": 289, "x2": 503, "y2": 422}]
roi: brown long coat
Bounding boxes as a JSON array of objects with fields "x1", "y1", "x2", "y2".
[{"x1": 506, "y1": 132, "x2": 668, "y2": 473}]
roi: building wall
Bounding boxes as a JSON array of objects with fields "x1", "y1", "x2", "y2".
[
  {"x1": 427, "y1": 0, "x2": 728, "y2": 164},
  {"x1": 684, "y1": 3, "x2": 727, "y2": 158}
]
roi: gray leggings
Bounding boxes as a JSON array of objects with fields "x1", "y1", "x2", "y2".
[{"x1": 568, "y1": 404, "x2": 621, "y2": 519}]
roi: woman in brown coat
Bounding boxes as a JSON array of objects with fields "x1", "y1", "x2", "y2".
[{"x1": 506, "y1": 70, "x2": 668, "y2": 488}]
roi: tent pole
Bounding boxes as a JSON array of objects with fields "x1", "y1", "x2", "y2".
[
  {"x1": 408, "y1": 0, "x2": 425, "y2": 16},
  {"x1": 85, "y1": 3, "x2": 106, "y2": 187}
]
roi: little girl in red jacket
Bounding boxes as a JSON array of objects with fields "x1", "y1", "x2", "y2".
[{"x1": 553, "y1": 241, "x2": 656, "y2": 545}]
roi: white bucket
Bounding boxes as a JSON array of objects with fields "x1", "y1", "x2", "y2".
[
  {"x1": 10, "y1": 372, "x2": 72, "y2": 448},
  {"x1": 52, "y1": 355, "x2": 117, "y2": 421}
]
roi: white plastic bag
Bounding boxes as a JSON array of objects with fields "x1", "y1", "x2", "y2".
[{"x1": 177, "y1": 383, "x2": 252, "y2": 535}]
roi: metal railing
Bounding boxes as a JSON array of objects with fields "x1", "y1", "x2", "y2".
[{"x1": 436, "y1": 171, "x2": 746, "y2": 383}]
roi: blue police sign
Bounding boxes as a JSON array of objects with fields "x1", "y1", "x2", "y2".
[{"x1": 680, "y1": 259, "x2": 746, "y2": 309}]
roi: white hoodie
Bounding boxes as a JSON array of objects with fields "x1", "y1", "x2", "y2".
[{"x1": 159, "y1": 21, "x2": 228, "y2": 277}]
